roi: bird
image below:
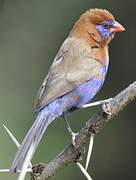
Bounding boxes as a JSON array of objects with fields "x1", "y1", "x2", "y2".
[{"x1": 10, "y1": 8, "x2": 125, "y2": 173}]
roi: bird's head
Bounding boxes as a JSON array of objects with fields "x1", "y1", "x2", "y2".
[{"x1": 72, "y1": 8, "x2": 125, "y2": 46}]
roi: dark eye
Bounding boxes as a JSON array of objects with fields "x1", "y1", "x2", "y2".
[{"x1": 103, "y1": 24, "x2": 111, "y2": 29}]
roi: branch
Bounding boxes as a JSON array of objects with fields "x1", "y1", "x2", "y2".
[{"x1": 31, "y1": 81, "x2": 136, "y2": 180}]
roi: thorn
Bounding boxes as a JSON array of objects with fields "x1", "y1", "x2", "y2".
[
  {"x1": 0, "y1": 169, "x2": 10, "y2": 172},
  {"x1": 0, "y1": 168, "x2": 32, "y2": 173},
  {"x1": 76, "y1": 162, "x2": 93, "y2": 180},
  {"x1": 3, "y1": 124, "x2": 20, "y2": 148},
  {"x1": 82, "y1": 98, "x2": 113, "y2": 108},
  {"x1": 3, "y1": 124, "x2": 32, "y2": 168},
  {"x1": 85, "y1": 135, "x2": 94, "y2": 170}
]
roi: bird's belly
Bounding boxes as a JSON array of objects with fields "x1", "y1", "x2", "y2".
[{"x1": 74, "y1": 77, "x2": 104, "y2": 108}]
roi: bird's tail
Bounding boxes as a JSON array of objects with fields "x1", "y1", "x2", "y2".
[{"x1": 10, "y1": 103, "x2": 63, "y2": 173}]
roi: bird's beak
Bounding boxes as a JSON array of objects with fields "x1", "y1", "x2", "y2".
[{"x1": 111, "y1": 21, "x2": 125, "y2": 32}]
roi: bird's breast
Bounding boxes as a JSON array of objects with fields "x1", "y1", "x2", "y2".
[{"x1": 90, "y1": 46, "x2": 109, "y2": 65}]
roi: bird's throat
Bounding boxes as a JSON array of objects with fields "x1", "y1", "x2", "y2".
[{"x1": 90, "y1": 45, "x2": 109, "y2": 65}]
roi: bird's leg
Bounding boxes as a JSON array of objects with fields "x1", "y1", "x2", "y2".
[
  {"x1": 81, "y1": 98, "x2": 112, "y2": 109},
  {"x1": 63, "y1": 113, "x2": 78, "y2": 147}
]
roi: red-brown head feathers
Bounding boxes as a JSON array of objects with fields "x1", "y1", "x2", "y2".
[
  {"x1": 71, "y1": 8, "x2": 124, "y2": 47},
  {"x1": 81, "y1": 9, "x2": 115, "y2": 24}
]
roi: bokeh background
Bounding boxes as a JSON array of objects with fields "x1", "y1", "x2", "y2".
[{"x1": 0, "y1": 0, "x2": 135, "y2": 179}]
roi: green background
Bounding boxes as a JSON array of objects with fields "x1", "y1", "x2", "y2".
[{"x1": 0, "y1": 0, "x2": 135, "y2": 179}]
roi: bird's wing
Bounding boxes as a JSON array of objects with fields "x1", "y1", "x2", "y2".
[{"x1": 34, "y1": 37, "x2": 103, "y2": 112}]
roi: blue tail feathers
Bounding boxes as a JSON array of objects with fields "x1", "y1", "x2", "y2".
[{"x1": 10, "y1": 99, "x2": 65, "y2": 172}]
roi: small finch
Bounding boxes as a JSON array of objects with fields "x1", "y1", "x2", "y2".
[{"x1": 10, "y1": 8, "x2": 125, "y2": 174}]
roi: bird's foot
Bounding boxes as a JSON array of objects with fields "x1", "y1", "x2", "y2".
[
  {"x1": 102, "y1": 98, "x2": 112, "y2": 115},
  {"x1": 71, "y1": 132, "x2": 78, "y2": 147}
]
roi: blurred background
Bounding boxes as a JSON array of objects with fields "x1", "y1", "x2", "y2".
[{"x1": 0, "y1": 0, "x2": 135, "y2": 179}]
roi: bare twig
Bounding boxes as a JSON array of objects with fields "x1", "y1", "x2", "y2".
[{"x1": 30, "y1": 81, "x2": 136, "y2": 180}]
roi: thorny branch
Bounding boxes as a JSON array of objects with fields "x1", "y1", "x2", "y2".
[{"x1": 29, "y1": 81, "x2": 136, "y2": 180}]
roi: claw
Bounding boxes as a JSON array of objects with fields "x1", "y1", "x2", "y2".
[
  {"x1": 71, "y1": 132, "x2": 78, "y2": 147},
  {"x1": 102, "y1": 98, "x2": 112, "y2": 115}
]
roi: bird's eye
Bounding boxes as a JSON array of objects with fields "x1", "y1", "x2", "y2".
[{"x1": 103, "y1": 24, "x2": 111, "y2": 29}]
